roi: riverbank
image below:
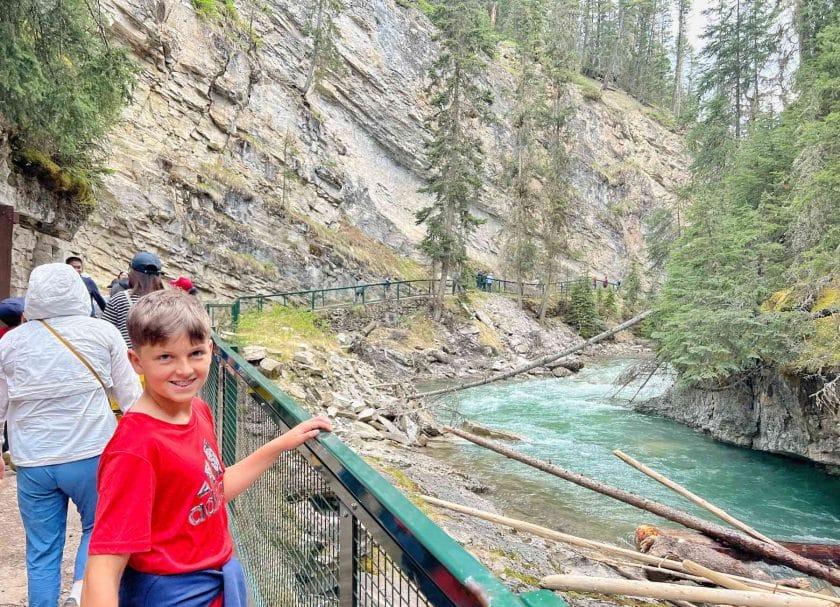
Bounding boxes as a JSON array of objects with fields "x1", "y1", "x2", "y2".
[{"x1": 244, "y1": 293, "x2": 664, "y2": 604}]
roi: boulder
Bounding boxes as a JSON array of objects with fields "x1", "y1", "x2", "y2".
[
  {"x1": 326, "y1": 406, "x2": 338, "y2": 418},
  {"x1": 426, "y1": 349, "x2": 450, "y2": 364},
  {"x1": 383, "y1": 431, "x2": 411, "y2": 445},
  {"x1": 351, "y1": 421, "x2": 384, "y2": 441},
  {"x1": 357, "y1": 407, "x2": 377, "y2": 422},
  {"x1": 514, "y1": 342, "x2": 530, "y2": 354},
  {"x1": 552, "y1": 366, "x2": 573, "y2": 378},
  {"x1": 258, "y1": 357, "x2": 283, "y2": 379},
  {"x1": 491, "y1": 360, "x2": 505, "y2": 371},
  {"x1": 242, "y1": 345, "x2": 267, "y2": 362},
  {"x1": 293, "y1": 350, "x2": 315, "y2": 366}
]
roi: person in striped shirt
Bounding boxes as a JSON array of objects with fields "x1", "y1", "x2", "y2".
[{"x1": 103, "y1": 251, "x2": 164, "y2": 348}]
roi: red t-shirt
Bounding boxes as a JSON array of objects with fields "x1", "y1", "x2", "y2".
[{"x1": 89, "y1": 398, "x2": 233, "y2": 578}]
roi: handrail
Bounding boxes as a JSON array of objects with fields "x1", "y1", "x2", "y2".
[{"x1": 207, "y1": 334, "x2": 566, "y2": 607}]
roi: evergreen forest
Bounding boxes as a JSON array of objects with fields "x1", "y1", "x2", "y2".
[{"x1": 417, "y1": 0, "x2": 839, "y2": 398}]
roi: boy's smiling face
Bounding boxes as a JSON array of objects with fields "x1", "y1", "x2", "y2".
[{"x1": 129, "y1": 332, "x2": 212, "y2": 409}]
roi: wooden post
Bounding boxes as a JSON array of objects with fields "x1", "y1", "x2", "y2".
[{"x1": 0, "y1": 205, "x2": 17, "y2": 299}]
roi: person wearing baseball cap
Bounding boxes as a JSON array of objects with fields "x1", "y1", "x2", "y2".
[
  {"x1": 103, "y1": 252, "x2": 164, "y2": 347},
  {"x1": 169, "y1": 276, "x2": 197, "y2": 295}
]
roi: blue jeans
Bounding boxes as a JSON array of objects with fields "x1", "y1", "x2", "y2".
[{"x1": 16, "y1": 456, "x2": 100, "y2": 607}]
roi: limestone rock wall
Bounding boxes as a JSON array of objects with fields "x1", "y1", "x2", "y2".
[
  {"x1": 637, "y1": 370, "x2": 840, "y2": 470},
  {"x1": 4, "y1": 0, "x2": 689, "y2": 298}
]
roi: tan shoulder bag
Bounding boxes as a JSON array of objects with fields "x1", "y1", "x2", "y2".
[{"x1": 39, "y1": 320, "x2": 122, "y2": 416}]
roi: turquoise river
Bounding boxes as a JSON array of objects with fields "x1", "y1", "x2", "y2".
[{"x1": 430, "y1": 358, "x2": 840, "y2": 545}]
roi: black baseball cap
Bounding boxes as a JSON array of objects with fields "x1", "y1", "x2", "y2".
[{"x1": 130, "y1": 251, "x2": 162, "y2": 276}]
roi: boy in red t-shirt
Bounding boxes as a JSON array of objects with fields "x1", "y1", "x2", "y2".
[{"x1": 82, "y1": 290, "x2": 331, "y2": 607}]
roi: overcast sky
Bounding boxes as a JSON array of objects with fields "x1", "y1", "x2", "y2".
[{"x1": 686, "y1": 1, "x2": 710, "y2": 51}]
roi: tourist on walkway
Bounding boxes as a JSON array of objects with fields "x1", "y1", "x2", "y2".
[
  {"x1": 103, "y1": 251, "x2": 164, "y2": 348},
  {"x1": 82, "y1": 290, "x2": 330, "y2": 607},
  {"x1": 108, "y1": 271, "x2": 129, "y2": 297},
  {"x1": 485, "y1": 272, "x2": 494, "y2": 292},
  {"x1": 603, "y1": 275, "x2": 609, "y2": 288},
  {"x1": 66, "y1": 256, "x2": 106, "y2": 317},
  {"x1": 0, "y1": 296, "x2": 24, "y2": 465},
  {"x1": 0, "y1": 263, "x2": 141, "y2": 607},
  {"x1": 170, "y1": 275, "x2": 197, "y2": 296}
]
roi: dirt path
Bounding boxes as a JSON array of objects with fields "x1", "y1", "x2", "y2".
[{"x1": 0, "y1": 468, "x2": 80, "y2": 606}]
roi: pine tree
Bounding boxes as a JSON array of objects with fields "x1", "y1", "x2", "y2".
[
  {"x1": 0, "y1": 0, "x2": 136, "y2": 165},
  {"x1": 672, "y1": 0, "x2": 691, "y2": 115},
  {"x1": 566, "y1": 279, "x2": 600, "y2": 337},
  {"x1": 502, "y1": 0, "x2": 546, "y2": 301},
  {"x1": 537, "y1": 0, "x2": 577, "y2": 322},
  {"x1": 302, "y1": 0, "x2": 345, "y2": 99},
  {"x1": 416, "y1": 0, "x2": 494, "y2": 321}
]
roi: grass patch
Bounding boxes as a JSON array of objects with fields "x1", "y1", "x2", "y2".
[
  {"x1": 12, "y1": 147, "x2": 95, "y2": 208},
  {"x1": 235, "y1": 305, "x2": 336, "y2": 360},
  {"x1": 475, "y1": 320, "x2": 502, "y2": 351},
  {"x1": 200, "y1": 159, "x2": 254, "y2": 198},
  {"x1": 385, "y1": 311, "x2": 441, "y2": 352},
  {"x1": 223, "y1": 250, "x2": 277, "y2": 278},
  {"x1": 501, "y1": 567, "x2": 539, "y2": 586},
  {"x1": 567, "y1": 71, "x2": 602, "y2": 101}
]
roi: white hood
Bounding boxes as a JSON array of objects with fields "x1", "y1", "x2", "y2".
[{"x1": 24, "y1": 263, "x2": 91, "y2": 320}]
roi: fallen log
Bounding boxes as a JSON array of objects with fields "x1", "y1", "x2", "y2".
[
  {"x1": 445, "y1": 426, "x2": 840, "y2": 586},
  {"x1": 635, "y1": 525, "x2": 770, "y2": 580},
  {"x1": 636, "y1": 525, "x2": 840, "y2": 567},
  {"x1": 614, "y1": 450, "x2": 781, "y2": 547},
  {"x1": 409, "y1": 310, "x2": 651, "y2": 399},
  {"x1": 682, "y1": 559, "x2": 753, "y2": 590},
  {"x1": 539, "y1": 575, "x2": 835, "y2": 607},
  {"x1": 418, "y1": 495, "x2": 836, "y2": 603}
]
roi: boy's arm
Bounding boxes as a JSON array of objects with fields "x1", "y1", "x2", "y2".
[
  {"x1": 81, "y1": 553, "x2": 129, "y2": 607},
  {"x1": 224, "y1": 417, "x2": 332, "y2": 501}
]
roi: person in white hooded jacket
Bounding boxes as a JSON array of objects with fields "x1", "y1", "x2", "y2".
[{"x1": 0, "y1": 263, "x2": 142, "y2": 607}]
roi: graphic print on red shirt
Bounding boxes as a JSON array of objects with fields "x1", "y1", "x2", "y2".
[{"x1": 89, "y1": 398, "x2": 233, "y2": 575}]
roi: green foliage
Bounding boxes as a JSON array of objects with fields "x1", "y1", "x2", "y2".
[
  {"x1": 302, "y1": 0, "x2": 345, "y2": 96},
  {"x1": 0, "y1": 0, "x2": 136, "y2": 168},
  {"x1": 620, "y1": 261, "x2": 643, "y2": 319},
  {"x1": 599, "y1": 286, "x2": 618, "y2": 320},
  {"x1": 566, "y1": 279, "x2": 600, "y2": 338},
  {"x1": 416, "y1": 0, "x2": 494, "y2": 318}
]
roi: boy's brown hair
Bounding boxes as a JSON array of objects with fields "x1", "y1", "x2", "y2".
[{"x1": 127, "y1": 289, "x2": 210, "y2": 349}]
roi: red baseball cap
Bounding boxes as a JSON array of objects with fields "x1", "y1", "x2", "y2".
[{"x1": 169, "y1": 276, "x2": 194, "y2": 292}]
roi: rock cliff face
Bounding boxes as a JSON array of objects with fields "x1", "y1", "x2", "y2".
[
  {"x1": 637, "y1": 370, "x2": 840, "y2": 471},
  {"x1": 4, "y1": 0, "x2": 689, "y2": 297}
]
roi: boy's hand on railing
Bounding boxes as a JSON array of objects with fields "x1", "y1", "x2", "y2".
[{"x1": 281, "y1": 417, "x2": 333, "y2": 450}]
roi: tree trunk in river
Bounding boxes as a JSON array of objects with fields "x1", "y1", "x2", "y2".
[
  {"x1": 409, "y1": 310, "x2": 651, "y2": 399},
  {"x1": 446, "y1": 426, "x2": 840, "y2": 587}
]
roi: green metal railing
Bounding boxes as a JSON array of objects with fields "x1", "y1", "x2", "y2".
[
  {"x1": 205, "y1": 276, "x2": 621, "y2": 334},
  {"x1": 203, "y1": 335, "x2": 565, "y2": 607},
  {"x1": 237, "y1": 279, "x2": 439, "y2": 316}
]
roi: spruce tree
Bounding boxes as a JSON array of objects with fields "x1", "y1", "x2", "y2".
[
  {"x1": 537, "y1": 0, "x2": 577, "y2": 322},
  {"x1": 567, "y1": 279, "x2": 600, "y2": 338},
  {"x1": 416, "y1": 0, "x2": 494, "y2": 321},
  {"x1": 302, "y1": 0, "x2": 345, "y2": 99},
  {"x1": 502, "y1": 0, "x2": 546, "y2": 301}
]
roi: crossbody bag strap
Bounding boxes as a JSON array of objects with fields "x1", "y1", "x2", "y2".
[{"x1": 39, "y1": 320, "x2": 110, "y2": 396}]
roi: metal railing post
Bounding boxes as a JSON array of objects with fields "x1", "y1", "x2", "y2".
[
  {"x1": 396, "y1": 282, "x2": 401, "y2": 300},
  {"x1": 221, "y1": 367, "x2": 237, "y2": 467},
  {"x1": 232, "y1": 299, "x2": 240, "y2": 330},
  {"x1": 311, "y1": 291, "x2": 316, "y2": 311},
  {"x1": 338, "y1": 503, "x2": 357, "y2": 607}
]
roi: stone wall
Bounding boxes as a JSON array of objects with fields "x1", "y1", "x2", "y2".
[{"x1": 637, "y1": 369, "x2": 840, "y2": 471}]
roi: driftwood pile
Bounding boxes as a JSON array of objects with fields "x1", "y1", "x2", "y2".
[{"x1": 420, "y1": 427, "x2": 840, "y2": 607}]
